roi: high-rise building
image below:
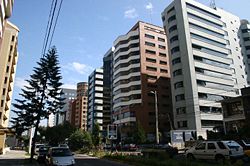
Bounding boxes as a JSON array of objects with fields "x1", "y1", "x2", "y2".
[
  {"x1": 70, "y1": 82, "x2": 88, "y2": 130},
  {"x1": 162, "y1": 0, "x2": 248, "y2": 137},
  {"x1": 54, "y1": 88, "x2": 76, "y2": 126},
  {"x1": 87, "y1": 68, "x2": 104, "y2": 133},
  {"x1": 112, "y1": 21, "x2": 172, "y2": 141},
  {"x1": 102, "y1": 48, "x2": 113, "y2": 136},
  {"x1": 240, "y1": 20, "x2": 250, "y2": 84},
  {"x1": 0, "y1": 0, "x2": 13, "y2": 51}
]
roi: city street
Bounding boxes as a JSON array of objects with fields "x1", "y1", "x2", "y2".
[{"x1": 74, "y1": 154, "x2": 129, "y2": 166}]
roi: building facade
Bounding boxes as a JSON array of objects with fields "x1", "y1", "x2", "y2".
[
  {"x1": 239, "y1": 20, "x2": 250, "y2": 84},
  {"x1": 87, "y1": 68, "x2": 104, "y2": 133},
  {"x1": 162, "y1": 0, "x2": 248, "y2": 137},
  {"x1": 112, "y1": 21, "x2": 172, "y2": 141},
  {"x1": 222, "y1": 87, "x2": 250, "y2": 132},
  {"x1": 70, "y1": 82, "x2": 88, "y2": 130},
  {"x1": 54, "y1": 88, "x2": 76, "y2": 126}
]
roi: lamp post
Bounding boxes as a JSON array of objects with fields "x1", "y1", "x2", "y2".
[{"x1": 150, "y1": 91, "x2": 159, "y2": 144}]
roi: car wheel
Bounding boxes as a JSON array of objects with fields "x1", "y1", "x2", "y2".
[
  {"x1": 215, "y1": 155, "x2": 225, "y2": 164},
  {"x1": 187, "y1": 153, "x2": 195, "y2": 160}
]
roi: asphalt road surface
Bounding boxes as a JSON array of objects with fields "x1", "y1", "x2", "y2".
[{"x1": 74, "y1": 154, "x2": 130, "y2": 166}]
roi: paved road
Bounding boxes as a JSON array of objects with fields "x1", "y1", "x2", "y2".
[{"x1": 74, "y1": 154, "x2": 130, "y2": 166}]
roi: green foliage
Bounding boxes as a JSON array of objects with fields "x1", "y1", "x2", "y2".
[
  {"x1": 69, "y1": 129, "x2": 93, "y2": 151},
  {"x1": 133, "y1": 121, "x2": 146, "y2": 144},
  {"x1": 92, "y1": 123, "x2": 101, "y2": 147},
  {"x1": 45, "y1": 122, "x2": 75, "y2": 146},
  {"x1": 10, "y1": 47, "x2": 65, "y2": 160}
]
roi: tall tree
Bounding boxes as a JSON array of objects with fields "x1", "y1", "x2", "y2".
[
  {"x1": 133, "y1": 121, "x2": 146, "y2": 144},
  {"x1": 92, "y1": 123, "x2": 101, "y2": 147},
  {"x1": 11, "y1": 47, "x2": 65, "y2": 161}
]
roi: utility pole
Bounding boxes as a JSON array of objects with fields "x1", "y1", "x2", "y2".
[{"x1": 151, "y1": 91, "x2": 159, "y2": 144}]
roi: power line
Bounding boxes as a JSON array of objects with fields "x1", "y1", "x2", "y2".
[
  {"x1": 43, "y1": 0, "x2": 58, "y2": 56},
  {"x1": 49, "y1": 0, "x2": 64, "y2": 48},
  {"x1": 41, "y1": 0, "x2": 55, "y2": 57}
]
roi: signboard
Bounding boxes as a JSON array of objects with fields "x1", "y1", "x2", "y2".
[
  {"x1": 171, "y1": 130, "x2": 196, "y2": 143},
  {"x1": 107, "y1": 124, "x2": 117, "y2": 140}
]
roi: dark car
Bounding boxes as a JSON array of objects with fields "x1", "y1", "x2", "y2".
[
  {"x1": 37, "y1": 146, "x2": 50, "y2": 163},
  {"x1": 123, "y1": 144, "x2": 138, "y2": 151},
  {"x1": 163, "y1": 144, "x2": 178, "y2": 158}
]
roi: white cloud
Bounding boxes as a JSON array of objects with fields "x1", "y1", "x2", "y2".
[
  {"x1": 14, "y1": 77, "x2": 29, "y2": 89},
  {"x1": 64, "y1": 62, "x2": 94, "y2": 75},
  {"x1": 145, "y1": 2, "x2": 153, "y2": 10},
  {"x1": 124, "y1": 8, "x2": 138, "y2": 19}
]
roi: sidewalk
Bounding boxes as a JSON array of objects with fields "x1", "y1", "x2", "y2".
[{"x1": 0, "y1": 150, "x2": 38, "y2": 166}]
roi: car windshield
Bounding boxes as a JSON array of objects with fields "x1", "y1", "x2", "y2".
[
  {"x1": 224, "y1": 141, "x2": 240, "y2": 149},
  {"x1": 52, "y1": 148, "x2": 72, "y2": 157},
  {"x1": 39, "y1": 147, "x2": 49, "y2": 152}
]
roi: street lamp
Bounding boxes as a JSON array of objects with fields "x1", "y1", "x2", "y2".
[{"x1": 150, "y1": 91, "x2": 159, "y2": 144}]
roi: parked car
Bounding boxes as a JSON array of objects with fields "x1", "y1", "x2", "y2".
[
  {"x1": 58, "y1": 144, "x2": 69, "y2": 148},
  {"x1": 237, "y1": 140, "x2": 250, "y2": 157},
  {"x1": 162, "y1": 144, "x2": 178, "y2": 158},
  {"x1": 37, "y1": 146, "x2": 50, "y2": 163},
  {"x1": 46, "y1": 147, "x2": 75, "y2": 166},
  {"x1": 35, "y1": 144, "x2": 45, "y2": 154},
  {"x1": 186, "y1": 140, "x2": 244, "y2": 163}
]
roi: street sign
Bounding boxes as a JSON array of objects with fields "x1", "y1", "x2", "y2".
[{"x1": 107, "y1": 124, "x2": 117, "y2": 140}]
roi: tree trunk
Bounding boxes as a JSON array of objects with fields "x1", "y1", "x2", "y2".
[{"x1": 30, "y1": 117, "x2": 40, "y2": 162}]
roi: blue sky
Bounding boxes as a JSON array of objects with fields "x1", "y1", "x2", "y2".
[{"x1": 9, "y1": 0, "x2": 250, "y2": 120}]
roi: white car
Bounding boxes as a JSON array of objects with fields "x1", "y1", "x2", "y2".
[
  {"x1": 46, "y1": 147, "x2": 75, "y2": 166},
  {"x1": 35, "y1": 144, "x2": 45, "y2": 154},
  {"x1": 186, "y1": 140, "x2": 244, "y2": 162}
]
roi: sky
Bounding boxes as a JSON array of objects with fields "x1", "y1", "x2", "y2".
[{"x1": 8, "y1": 0, "x2": 250, "y2": 122}]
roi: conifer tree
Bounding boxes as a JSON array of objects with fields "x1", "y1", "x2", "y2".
[{"x1": 11, "y1": 47, "x2": 65, "y2": 160}]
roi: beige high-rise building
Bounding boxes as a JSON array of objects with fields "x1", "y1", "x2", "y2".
[
  {"x1": 0, "y1": 0, "x2": 17, "y2": 154},
  {"x1": 0, "y1": 21, "x2": 19, "y2": 154}
]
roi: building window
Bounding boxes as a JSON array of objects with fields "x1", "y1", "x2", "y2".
[
  {"x1": 159, "y1": 60, "x2": 167, "y2": 65},
  {"x1": 168, "y1": 15, "x2": 176, "y2": 23},
  {"x1": 145, "y1": 49, "x2": 156, "y2": 55},
  {"x1": 176, "y1": 107, "x2": 186, "y2": 115},
  {"x1": 175, "y1": 94, "x2": 185, "y2": 101},
  {"x1": 6, "y1": 66, "x2": 9, "y2": 73},
  {"x1": 174, "y1": 81, "x2": 183, "y2": 89},
  {"x1": 1, "y1": 100, "x2": 4, "y2": 107},
  {"x1": 158, "y1": 37, "x2": 165, "y2": 42},
  {"x1": 145, "y1": 34, "x2": 155, "y2": 39},
  {"x1": 4, "y1": 77, "x2": 8, "y2": 84},
  {"x1": 146, "y1": 57, "x2": 156, "y2": 63},
  {"x1": 160, "y1": 69, "x2": 168, "y2": 73},
  {"x1": 168, "y1": 25, "x2": 177, "y2": 33},
  {"x1": 171, "y1": 46, "x2": 180, "y2": 54},
  {"x1": 158, "y1": 45, "x2": 166, "y2": 49},
  {"x1": 145, "y1": 41, "x2": 155, "y2": 47},
  {"x1": 167, "y1": 7, "x2": 175, "y2": 14},
  {"x1": 147, "y1": 75, "x2": 157, "y2": 81},
  {"x1": 11, "y1": 36, "x2": 15, "y2": 42},
  {"x1": 170, "y1": 35, "x2": 178, "y2": 43},
  {"x1": 172, "y1": 57, "x2": 181, "y2": 65},
  {"x1": 173, "y1": 69, "x2": 182, "y2": 77},
  {"x1": 2, "y1": 88, "x2": 6, "y2": 95},
  {"x1": 159, "y1": 52, "x2": 167, "y2": 57},
  {"x1": 8, "y1": 55, "x2": 11, "y2": 62},
  {"x1": 177, "y1": 120, "x2": 187, "y2": 128},
  {"x1": 146, "y1": 66, "x2": 157, "y2": 71}
]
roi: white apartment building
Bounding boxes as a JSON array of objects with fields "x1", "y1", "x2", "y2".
[
  {"x1": 87, "y1": 68, "x2": 104, "y2": 133},
  {"x1": 162, "y1": 0, "x2": 248, "y2": 137},
  {"x1": 240, "y1": 20, "x2": 250, "y2": 83}
]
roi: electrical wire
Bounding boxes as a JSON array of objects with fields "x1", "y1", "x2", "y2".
[{"x1": 49, "y1": 0, "x2": 64, "y2": 48}]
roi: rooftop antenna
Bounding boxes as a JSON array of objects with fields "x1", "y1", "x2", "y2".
[{"x1": 210, "y1": 0, "x2": 216, "y2": 9}]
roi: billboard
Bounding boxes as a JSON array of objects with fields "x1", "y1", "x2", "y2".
[
  {"x1": 171, "y1": 130, "x2": 196, "y2": 143},
  {"x1": 107, "y1": 124, "x2": 117, "y2": 140}
]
